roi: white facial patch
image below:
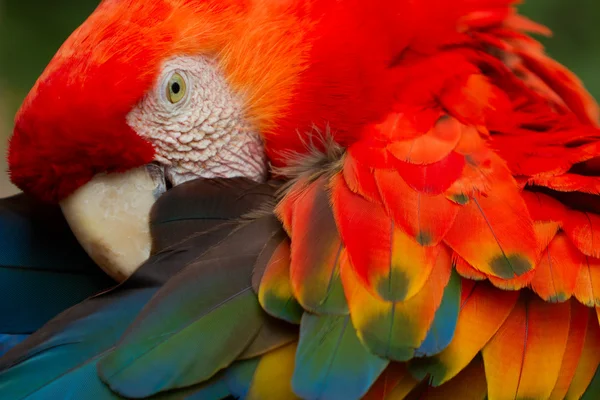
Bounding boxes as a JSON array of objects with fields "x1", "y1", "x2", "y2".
[{"x1": 127, "y1": 55, "x2": 267, "y2": 185}]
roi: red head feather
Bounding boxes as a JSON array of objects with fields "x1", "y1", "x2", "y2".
[{"x1": 8, "y1": 0, "x2": 244, "y2": 202}]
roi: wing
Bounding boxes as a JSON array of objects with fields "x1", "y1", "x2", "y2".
[
  {"x1": 0, "y1": 193, "x2": 114, "y2": 356},
  {"x1": 0, "y1": 179, "x2": 297, "y2": 399}
]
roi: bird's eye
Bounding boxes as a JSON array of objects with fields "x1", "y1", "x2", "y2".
[{"x1": 165, "y1": 73, "x2": 187, "y2": 104}]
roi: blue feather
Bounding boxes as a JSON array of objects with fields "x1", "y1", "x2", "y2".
[
  {"x1": 292, "y1": 314, "x2": 389, "y2": 400},
  {"x1": 415, "y1": 270, "x2": 461, "y2": 357},
  {"x1": 0, "y1": 194, "x2": 113, "y2": 334},
  {"x1": 224, "y1": 359, "x2": 260, "y2": 398},
  {"x1": 0, "y1": 288, "x2": 153, "y2": 399},
  {"x1": 0, "y1": 334, "x2": 28, "y2": 357}
]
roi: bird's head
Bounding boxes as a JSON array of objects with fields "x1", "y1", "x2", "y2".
[
  {"x1": 7, "y1": 0, "x2": 513, "y2": 279},
  {"x1": 7, "y1": 0, "x2": 408, "y2": 279}
]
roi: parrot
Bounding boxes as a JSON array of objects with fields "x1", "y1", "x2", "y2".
[{"x1": 2, "y1": 0, "x2": 600, "y2": 398}]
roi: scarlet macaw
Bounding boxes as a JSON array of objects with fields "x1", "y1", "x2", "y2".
[{"x1": 2, "y1": 0, "x2": 600, "y2": 399}]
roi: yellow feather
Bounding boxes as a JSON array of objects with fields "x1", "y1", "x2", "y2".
[{"x1": 247, "y1": 342, "x2": 300, "y2": 400}]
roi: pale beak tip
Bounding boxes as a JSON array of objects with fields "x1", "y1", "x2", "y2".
[{"x1": 60, "y1": 166, "x2": 165, "y2": 281}]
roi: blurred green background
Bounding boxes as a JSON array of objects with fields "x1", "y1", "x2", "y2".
[{"x1": 0, "y1": 0, "x2": 599, "y2": 196}]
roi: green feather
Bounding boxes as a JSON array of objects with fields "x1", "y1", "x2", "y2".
[{"x1": 98, "y1": 216, "x2": 283, "y2": 398}]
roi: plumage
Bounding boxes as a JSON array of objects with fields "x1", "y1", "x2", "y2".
[
  {"x1": 0, "y1": 179, "x2": 284, "y2": 399},
  {"x1": 565, "y1": 312, "x2": 600, "y2": 399},
  {"x1": 415, "y1": 270, "x2": 461, "y2": 357},
  {"x1": 374, "y1": 169, "x2": 460, "y2": 246},
  {"x1": 444, "y1": 174, "x2": 538, "y2": 280},
  {"x1": 246, "y1": 343, "x2": 299, "y2": 400},
  {"x1": 0, "y1": 335, "x2": 27, "y2": 358},
  {"x1": 98, "y1": 216, "x2": 280, "y2": 398},
  {"x1": 331, "y1": 175, "x2": 438, "y2": 302},
  {"x1": 453, "y1": 254, "x2": 487, "y2": 281},
  {"x1": 408, "y1": 357, "x2": 487, "y2": 400},
  {"x1": 385, "y1": 115, "x2": 462, "y2": 165},
  {"x1": 288, "y1": 177, "x2": 348, "y2": 313},
  {"x1": 409, "y1": 282, "x2": 518, "y2": 386},
  {"x1": 482, "y1": 294, "x2": 571, "y2": 399},
  {"x1": 257, "y1": 237, "x2": 304, "y2": 324},
  {"x1": 549, "y1": 301, "x2": 590, "y2": 400},
  {"x1": 531, "y1": 232, "x2": 585, "y2": 302},
  {"x1": 340, "y1": 246, "x2": 453, "y2": 361},
  {"x1": 574, "y1": 256, "x2": 600, "y2": 307},
  {"x1": 395, "y1": 152, "x2": 466, "y2": 196},
  {"x1": 563, "y1": 210, "x2": 600, "y2": 259},
  {"x1": 0, "y1": 194, "x2": 113, "y2": 335},
  {"x1": 3, "y1": 0, "x2": 600, "y2": 399},
  {"x1": 363, "y1": 364, "x2": 419, "y2": 400},
  {"x1": 292, "y1": 314, "x2": 388, "y2": 400}
]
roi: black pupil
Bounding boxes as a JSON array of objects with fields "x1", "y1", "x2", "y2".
[{"x1": 171, "y1": 82, "x2": 180, "y2": 94}]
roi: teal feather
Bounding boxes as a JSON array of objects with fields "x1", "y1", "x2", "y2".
[
  {"x1": 0, "y1": 334, "x2": 27, "y2": 357},
  {"x1": 292, "y1": 313, "x2": 389, "y2": 400},
  {"x1": 415, "y1": 270, "x2": 461, "y2": 357},
  {"x1": 98, "y1": 216, "x2": 282, "y2": 398},
  {"x1": 0, "y1": 288, "x2": 154, "y2": 399},
  {"x1": 0, "y1": 194, "x2": 113, "y2": 333},
  {"x1": 223, "y1": 359, "x2": 260, "y2": 398}
]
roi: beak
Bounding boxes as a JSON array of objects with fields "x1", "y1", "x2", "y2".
[{"x1": 59, "y1": 164, "x2": 167, "y2": 281}]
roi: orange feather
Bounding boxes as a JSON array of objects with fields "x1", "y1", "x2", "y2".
[
  {"x1": 453, "y1": 254, "x2": 487, "y2": 281},
  {"x1": 487, "y1": 268, "x2": 536, "y2": 290},
  {"x1": 415, "y1": 357, "x2": 487, "y2": 400},
  {"x1": 565, "y1": 309, "x2": 600, "y2": 399},
  {"x1": 482, "y1": 295, "x2": 571, "y2": 399},
  {"x1": 275, "y1": 178, "x2": 308, "y2": 236},
  {"x1": 574, "y1": 256, "x2": 600, "y2": 307},
  {"x1": 533, "y1": 221, "x2": 561, "y2": 254},
  {"x1": 395, "y1": 152, "x2": 466, "y2": 196},
  {"x1": 444, "y1": 174, "x2": 538, "y2": 279},
  {"x1": 516, "y1": 49, "x2": 600, "y2": 126},
  {"x1": 409, "y1": 281, "x2": 518, "y2": 386},
  {"x1": 363, "y1": 363, "x2": 419, "y2": 400},
  {"x1": 563, "y1": 210, "x2": 600, "y2": 259},
  {"x1": 522, "y1": 191, "x2": 567, "y2": 224},
  {"x1": 531, "y1": 232, "x2": 585, "y2": 302},
  {"x1": 549, "y1": 301, "x2": 590, "y2": 400}
]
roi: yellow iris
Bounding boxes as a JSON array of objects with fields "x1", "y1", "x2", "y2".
[{"x1": 166, "y1": 73, "x2": 186, "y2": 104}]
